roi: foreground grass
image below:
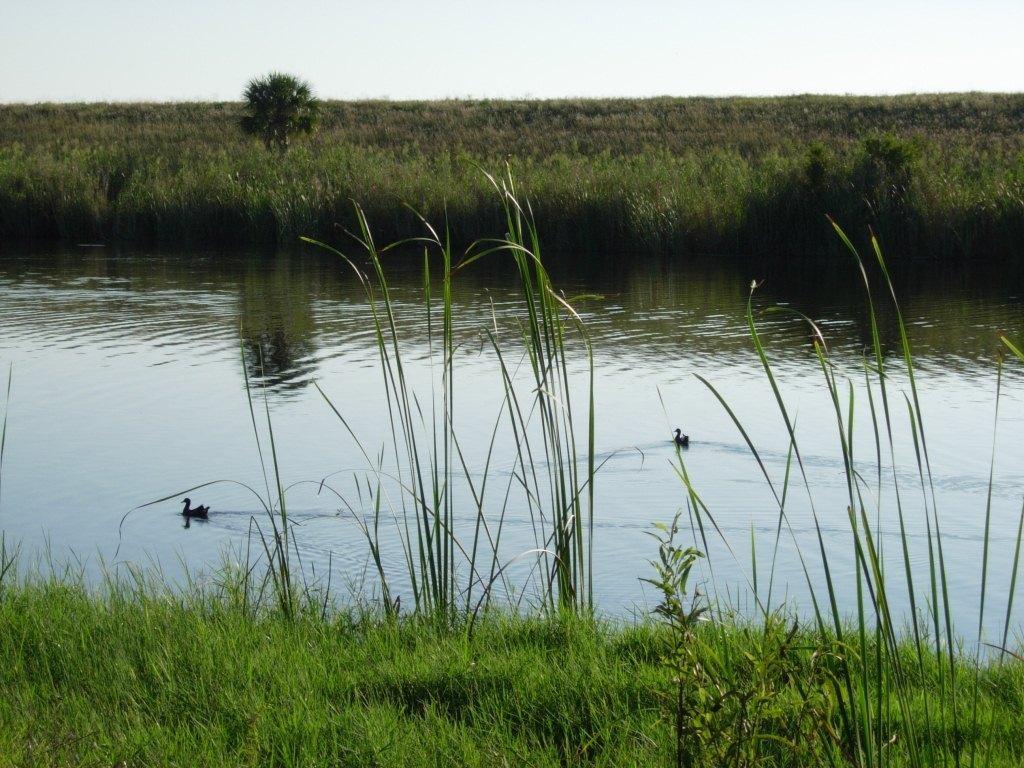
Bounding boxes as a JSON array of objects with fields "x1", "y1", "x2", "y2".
[
  {"x1": 2, "y1": 95, "x2": 1023, "y2": 257},
  {"x1": 0, "y1": 579, "x2": 1021, "y2": 767}
]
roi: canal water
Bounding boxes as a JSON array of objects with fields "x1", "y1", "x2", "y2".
[{"x1": 1, "y1": 244, "x2": 1022, "y2": 638}]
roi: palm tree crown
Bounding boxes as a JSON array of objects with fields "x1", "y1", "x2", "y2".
[{"x1": 240, "y1": 72, "x2": 320, "y2": 152}]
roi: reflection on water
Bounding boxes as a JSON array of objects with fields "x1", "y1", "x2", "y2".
[
  {"x1": 6, "y1": 247, "x2": 1021, "y2": 380},
  {"x1": 1, "y1": 245, "x2": 1023, "y2": 635}
]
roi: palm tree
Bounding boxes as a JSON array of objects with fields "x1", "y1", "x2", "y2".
[{"x1": 240, "y1": 72, "x2": 320, "y2": 153}]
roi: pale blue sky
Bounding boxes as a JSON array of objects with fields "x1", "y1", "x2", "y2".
[{"x1": 1, "y1": 1, "x2": 1021, "y2": 102}]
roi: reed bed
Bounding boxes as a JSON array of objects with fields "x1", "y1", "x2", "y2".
[{"x1": 2, "y1": 96, "x2": 1023, "y2": 257}]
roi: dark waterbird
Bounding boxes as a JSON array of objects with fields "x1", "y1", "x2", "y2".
[
  {"x1": 673, "y1": 428, "x2": 690, "y2": 447},
  {"x1": 181, "y1": 498, "x2": 210, "y2": 519}
]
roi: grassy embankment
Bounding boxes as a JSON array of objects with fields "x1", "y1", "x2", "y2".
[
  {"x1": 2, "y1": 94, "x2": 1024, "y2": 257},
  {"x1": 0, "y1": 575, "x2": 1021, "y2": 767},
  {"x1": 1, "y1": 178, "x2": 1024, "y2": 765}
]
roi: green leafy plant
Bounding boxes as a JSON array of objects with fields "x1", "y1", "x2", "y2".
[
  {"x1": 643, "y1": 512, "x2": 707, "y2": 767},
  {"x1": 240, "y1": 72, "x2": 320, "y2": 153},
  {"x1": 854, "y1": 131, "x2": 921, "y2": 214},
  {"x1": 803, "y1": 140, "x2": 833, "y2": 190},
  {"x1": 644, "y1": 517, "x2": 849, "y2": 767}
]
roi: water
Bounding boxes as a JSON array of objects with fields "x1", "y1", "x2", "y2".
[{"x1": 1, "y1": 245, "x2": 1023, "y2": 637}]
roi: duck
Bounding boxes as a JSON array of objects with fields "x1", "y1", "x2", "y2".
[
  {"x1": 181, "y1": 497, "x2": 210, "y2": 519},
  {"x1": 673, "y1": 428, "x2": 690, "y2": 447}
]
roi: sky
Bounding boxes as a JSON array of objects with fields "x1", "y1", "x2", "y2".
[{"x1": 1, "y1": 1, "x2": 1022, "y2": 102}]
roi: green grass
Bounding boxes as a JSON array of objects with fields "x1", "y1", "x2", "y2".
[
  {"x1": 2, "y1": 95, "x2": 1023, "y2": 257},
  {"x1": 0, "y1": 576, "x2": 1021, "y2": 767}
]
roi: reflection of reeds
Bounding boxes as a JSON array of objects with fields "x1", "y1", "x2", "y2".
[{"x1": 2, "y1": 98, "x2": 1023, "y2": 256}]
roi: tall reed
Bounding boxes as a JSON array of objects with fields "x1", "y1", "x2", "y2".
[
  {"x1": 301, "y1": 167, "x2": 596, "y2": 617},
  {"x1": 0, "y1": 366, "x2": 13, "y2": 591}
]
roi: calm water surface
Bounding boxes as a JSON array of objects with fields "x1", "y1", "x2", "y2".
[{"x1": 1, "y1": 246, "x2": 1023, "y2": 636}]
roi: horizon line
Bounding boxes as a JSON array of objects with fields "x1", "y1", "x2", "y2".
[{"x1": 2, "y1": 90, "x2": 1022, "y2": 107}]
